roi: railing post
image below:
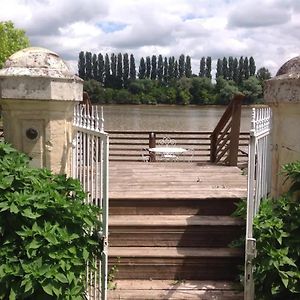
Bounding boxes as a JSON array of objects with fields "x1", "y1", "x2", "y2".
[
  {"x1": 228, "y1": 97, "x2": 242, "y2": 166},
  {"x1": 210, "y1": 132, "x2": 217, "y2": 163},
  {"x1": 149, "y1": 132, "x2": 156, "y2": 162}
]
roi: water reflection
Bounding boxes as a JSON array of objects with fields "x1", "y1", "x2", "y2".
[{"x1": 103, "y1": 105, "x2": 251, "y2": 131}]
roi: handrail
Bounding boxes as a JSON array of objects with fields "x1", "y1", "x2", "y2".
[{"x1": 210, "y1": 94, "x2": 244, "y2": 166}]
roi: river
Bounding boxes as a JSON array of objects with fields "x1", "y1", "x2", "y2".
[{"x1": 102, "y1": 105, "x2": 252, "y2": 132}]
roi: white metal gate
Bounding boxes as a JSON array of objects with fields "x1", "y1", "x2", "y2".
[
  {"x1": 72, "y1": 104, "x2": 109, "y2": 300},
  {"x1": 244, "y1": 107, "x2": 272, "y2": 300}
]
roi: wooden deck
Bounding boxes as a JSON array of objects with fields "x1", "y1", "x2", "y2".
[{"x1": 110, "y1": 161, "x2": 247, "y2": 199}]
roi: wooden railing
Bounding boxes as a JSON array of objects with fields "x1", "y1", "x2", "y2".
[
  {"x1": 210, "y1": 94, "x2": 244, "y2": 166},
  {"x1": 108, "y1": 130, "x2": 249, "y2": 165}
]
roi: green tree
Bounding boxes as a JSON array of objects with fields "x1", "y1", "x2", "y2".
[
  {"x1": 185, "y1": 55, "x2": 192, "y2": 78},
  {"x1": 104, "y1": 53, "x2": 111, "y2": 87},
  {"x1": 190, "y1": 77, "x2": 215, "y2": 104},
  {"x1": 216, "y1": 58, "x2": 223, "y2": 78},
  {"x1": 78, "y1": 51, "x2": 86, "y2": 80},
  {"x1": 92, "y1": 53, "x2": 98, "y2": 80},
  {"x1": 222, "y1": 57, "x2": 228, "y2": 80},
  {"x1": 85, "y1": 52, "x2": 92, "y2": 80},
  {"x1": 241, "y1": 76, "x2": 263, "y2": 104},
  {"x1": 244, "y1": 56, "x2": 249, "y2": 80},
  {"x1": 238, "y1": 56, "x2": 244, "y2": 85},
  {"x1": 151, "y1": 55, "x2": 157, "y2": 80},
  {"x1": 123, "y1": 53, "x2": 129, "y2": 88},
  {"x1": 256, "y1": 67, "x2": 271, "y2": 81},
  {"x1": 199, "y1": 57, "x2": 206, "y2": 77},
  {"x1": 179, "y1": 54, "x2": 185, "y2": 78},
  {"x1": 97, "y1": 53, "x2": 104, "y2": 84},
  {"x1": 163, "y1": 57, "x2": 169, "y2": 84},
  {"x1": 129, "y1": 54, "x2": 136, "y2": 81},
  {"x1": 205, "y1": 56, "x2": 212, "y2": 79},
  {"x1": 168, "y1": 56, "x2": 175, "y2": 80},
  {"x1": 157, "y1": 54, "x2": 163, "y2": 83},
  {"x1": 111, "y1": 53, "x2": 117, "y2": 79},
  {"x1": 146, "y1": 56, "x2": 151, "y2": 79},
  {"x1": 228, "y1": 56, "x2": 234, "y2": 80},
  {"x1": 138, "y1": 57, "x2": 146, "y2": 79},
  {"x1": 233, "y1": 57, "x2": 239, "y2": 84},
  {"x1": 0, "y1": 21, "x2": 30, "y2": 68},
  {"x1": 174, "y1": 60, "x2": 179, "y2": 79},
  {"x1": 249, "y1": 56, "x2": 256, "y2": 77},
  {"x1": 116, "y1": 53, "x2": 123, "y2": 88},
  {"x1": 215, "y1": 76, "x2": 239, "y2": 104}
]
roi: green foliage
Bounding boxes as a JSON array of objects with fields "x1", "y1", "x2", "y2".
[
  {"x1": 0, "y1": 143, "x2": 102, "y2": 299},
  {"x1": 233, "y1": 161, "x2": 300, "y2": 300},
  {"x1": 0, "y1": 21, "x2": 30, "y2": 68}
]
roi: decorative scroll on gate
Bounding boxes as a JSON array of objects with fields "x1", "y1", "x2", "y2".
[
  {"x1": 244, "y1": 107, "x2": 272, "y2": 300},
  {"x1": 72, "y1": 105, "x2": 109, "y2": 300}
]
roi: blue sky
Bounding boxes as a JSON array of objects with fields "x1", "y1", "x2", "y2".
[{"x1": 1, "y1": 0, "x2": 300, "y2": 76}]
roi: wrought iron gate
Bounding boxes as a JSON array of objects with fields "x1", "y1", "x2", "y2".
[
  {"x1": 72, "y1": 104, "x2": 109, "y2": 300},
  {"x1": 244, "y1": 107, "x2": 272, "y2": 300}
]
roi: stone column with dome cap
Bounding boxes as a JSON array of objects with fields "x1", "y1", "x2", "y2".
[
  {"x1": 264, "y1": 56, "x2": 300, "y2": 197},
  {"x1": 0, "y1": 47, "x2": 83, "y2": 175}
]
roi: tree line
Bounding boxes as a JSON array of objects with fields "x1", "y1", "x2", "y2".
[{"x1": 78, "y1": 51, "x2": 272, "y2": 105}]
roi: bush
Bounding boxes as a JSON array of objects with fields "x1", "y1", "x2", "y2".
[
  {"x1": 0, "y1": 143, "x2": 102, "y2": 299},
  {"x1": 233, "y1": 161, "x2": 300, "y2": 300}
]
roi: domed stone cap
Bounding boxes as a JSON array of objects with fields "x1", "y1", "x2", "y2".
[
  {"x1": 276, "y1": 56, "x2": 300, "y2": 78},
  {"x1": 0, "y1": 47, "x2": 81, "y2": 81}
]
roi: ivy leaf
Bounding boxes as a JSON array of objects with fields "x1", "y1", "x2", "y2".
[
  {"x1": 41, "y1": 281, "x2": 53, "y2": 296},
  {"x1": 55, "y1": 273, "x2": 68, "y2": 283}
]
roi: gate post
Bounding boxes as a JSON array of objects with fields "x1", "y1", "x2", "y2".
[
  {"x1": 265, "y1": 56, "x2": 300, "y2": 197},
  {"x1": 0, "y1": 47, "x2": 83, "y2": 176}
]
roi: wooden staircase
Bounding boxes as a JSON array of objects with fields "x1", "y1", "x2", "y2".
[{"x1": 108, "y1": 162, "x2": 246, "y2": 299}]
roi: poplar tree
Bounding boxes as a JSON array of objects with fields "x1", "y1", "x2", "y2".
[
  {"x1": 129, "y1": 54, "x2": 136, "y2": 80},
  {"x1": 123, "y1": 53, "x2": 129, "y2": 88},
  {"x1": 174, "y1": 60, "x2": 179, "y2": 79},
  {"x1": 178, "y1": 54, "x2": 185, "y2": 78},
  {"x1": 228, "y1": 56, "x2": 234, "y2": 80},
  {"x1": 216, "y1": 59, "x2": 223, "y2": 78},
  {"x1": 157, "y1": 54, "x2": 163, "y2": 83},
  {"x1": 244, "y1": 57, "x2": 249, "y2": 79},
  {"x1": 233, "y1": 57, "x2": 239, "y2": 84},
  {"x1": 92, "y1": 53, "x2": 98, "y2": 80},
  {"x1": 205, "y1": 56, "x2": 212, "y2": 79},
  {"x1": 104, "y1": 53, "x2": 110, "y2": 87},
  {"x1": 146, "y1": 56, "x2": 151, "y2": 79},
  {"x1": 116, "y1": 53, "x2": 123, "y2": 88},
  {"x1": 185, "y1": 55, "x2": 192, "y2": 78},
  {"x1": 199, "y1": 57, "x2": 206, "y2": 77},
  {"x1": 85, "y1": 52, "x2": 92, "y2": 80},
  {"x1": 163, "y1": 57, "x2": 169, "y2": 84},
  {"x1": 111, "y1": 53, "x2": 117, "y2": 78},
  {"x1": 238, "y1": 56, "x2": 244, "y2": 84},
  {"x1": 78, "y1": 51, "x2": 86, "y2": 80},
  {"x1": 151, "y1": 55, "x2": 157, "y2": 80},
  {"x1": 97, "y1": 53, "x2": 104, "y2": 84},
  {"x1": 168, "y1": 56, "x2": 175, "y2": 80},
  {"x1": 222, "y1": 57, "x2": 228, "y2": 80},
  {"x1": 138, "y1": 57, "x2": 146, "y2": 79},
  {"x1": 249, "y1": 56, "x2": 256, "y2": 77}
]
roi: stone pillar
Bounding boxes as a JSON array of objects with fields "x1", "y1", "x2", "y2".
[
  {"x1": 264, "y1": 56, "x2": 300, "y2": 197},
  {"x1": 0, "y1": 47, "x2": 83, "y2": 175}
]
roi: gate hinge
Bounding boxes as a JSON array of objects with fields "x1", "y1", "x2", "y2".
[{"x1": 246, "y1": 238, "x2": 257, "y2": 262}]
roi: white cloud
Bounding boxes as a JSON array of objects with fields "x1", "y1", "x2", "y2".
[{"x1": 1, "y1": 0, "x2": 300, "y2": 76}]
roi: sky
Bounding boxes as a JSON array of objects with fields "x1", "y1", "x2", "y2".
[{"x1": 1, "y1": 0, "x2": 300, "y2": 77}]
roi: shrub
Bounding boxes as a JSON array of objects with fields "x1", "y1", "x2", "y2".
[
  {"x1": 233, "y1": 161, "x2": 300, "y2": 300},
  {"x1": 0, "y1": 143, "x2": 102, "y2": 299}
]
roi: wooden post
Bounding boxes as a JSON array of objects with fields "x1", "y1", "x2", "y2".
[
  {"x1": 228, "y1": 97, "x2": 242, "y2": 166},
  {"x1": 149, "y1": 132, "x2": 156, "y2": 162},
  {"x1": 210, "y1": 132, "x2": 217, "y2": 163}
]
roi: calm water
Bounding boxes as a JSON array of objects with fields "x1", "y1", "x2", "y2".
[{"x1": 103, "y1": 105, "x2": 252, "y2": 132}]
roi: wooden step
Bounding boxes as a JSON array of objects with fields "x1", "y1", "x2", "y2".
[
  {"x1": 108, "y1": 280, "x2": 243, "y2": 299},
  {"x1": 109, "y1": 247, "x2": 243, "y2": 280},
  {"x1": 110, "y1": 197, "x2": 241, "y2": 216},
  {"x1": 109, "y1": 215, "x2": 244, "y2": 247}
]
